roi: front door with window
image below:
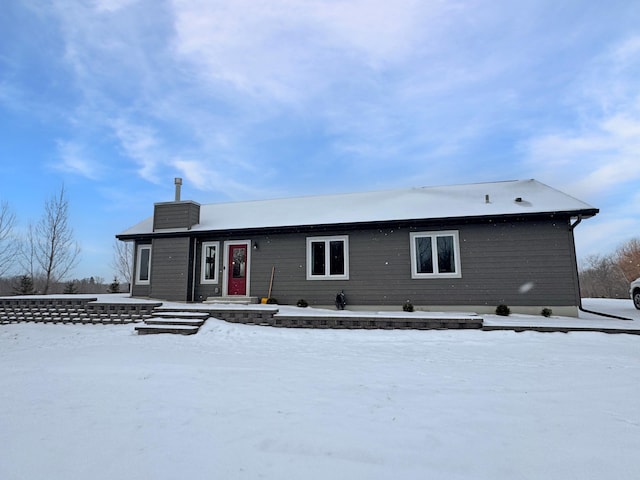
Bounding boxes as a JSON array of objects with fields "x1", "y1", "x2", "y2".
[{"x1": 227, "y1": 243, "x2": 248, "y2": 295}]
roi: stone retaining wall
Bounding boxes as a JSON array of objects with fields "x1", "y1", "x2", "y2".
[
  {"x1": 272, "y1": 315, "x2": 482, "y2": 329},
  {"x1": 2, "y1": 299, "x2": 484, "y2": 330},
  {"x1": 0, "y1": 297, "x2": 161, "y2": 324},
  {"x1": 160, "y1": 307, "x2": 483, "y2": 330}
]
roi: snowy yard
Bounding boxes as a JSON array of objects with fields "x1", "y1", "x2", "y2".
[{"x1": 1, "y1": 300, "x2": 639, "y2": 479}]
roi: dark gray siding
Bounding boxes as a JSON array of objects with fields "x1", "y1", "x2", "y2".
[
  {"x1": 242, "y1": 217, "x2": 579, "y2": 307},
  {"x1": 149, "y1": 237, "x2": 193, "y2": 302},
  {"x1": 167, "y1": 215, "x2": 581, "y2": 308},
  {"x1": 131, "y1": 241, "x2": 151, "y2": 298},
  {"x1": 153, "y1": 201, "x2": 200, "y2": 231},
  {"x1": 457, "y1": 219, "x2": 580, "y2": 307}
]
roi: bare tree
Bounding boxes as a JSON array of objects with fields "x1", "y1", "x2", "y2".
[
  {"x1": 579, "y1": 254, "x2": 628, "y2": 298},
  {"x1": 614, "y1": 237, "x2": 640, "y2": 282},
  {"x1": 19, "y1": 223, "x2": 37, "y2": 278},
  {"x1": 111, "y1": 239, "x2": 133, "y2": 286},
  {"x1": 0, "y1": 200, "x2": 18, "y2": 277},
  {"x1": 34, "y1": 185, "x2": 81, "y2": 294}
]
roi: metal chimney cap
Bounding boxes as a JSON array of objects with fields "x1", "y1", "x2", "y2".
[{"x1": 174, "y1": 177, "x2": 183, "y2": 202}]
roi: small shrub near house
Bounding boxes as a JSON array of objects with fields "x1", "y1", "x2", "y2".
[
  {"x1": 296, "y1": 299, "x2": 308, "y2": 308},
  {"x1": 402, "y1": 300, "x2": 414, "y2": 312},
  {"x1": 495, "y1": 304, "x2": 511, "y2": 316},
  {"x1": 541, "y1": 308, "x2": 553, "y2": 317},
  {"x1": 266, "y1": 297, "x2": 278, "y2": 304}
]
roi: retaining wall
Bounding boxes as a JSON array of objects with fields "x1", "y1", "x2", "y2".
[
  {"x1": 0, "y1": 297, "x2": 161, "y2": 324},
  {"x1": 155, "y1": 307, "x2": 483, "y2": 330}
]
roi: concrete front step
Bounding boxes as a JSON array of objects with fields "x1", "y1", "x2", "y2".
[
  {"x1": 151, "y1": 311, "x2": 210, "y2": 320},
  {"x1": 135, "y1": 324, "x2": 200, "y2": 335},
  {"x1": 203, "y1": 296, "x2": 260, "y2": 305},
  {"x1": 144, "y1": 317, "x2": 206, "y2": 327},
  {"x1": 135, "y1": 310, "x2": 211, "y2": 335}
]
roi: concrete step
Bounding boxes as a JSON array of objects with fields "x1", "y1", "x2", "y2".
[
  {"x1": 151, "y1": 311, "x2": 210, "y2": 320},
  {"x1": 136, "y1": 309, "x2": 211, "y2": 334},
  {"x1": 203, "y1": 296, "x2": 260, "y2": 305},
  {"x1": 145, "y1": 317, "x2": 206, "y2": 327},
  {"x1": 135, "y1": 324, "x2": 200, "y2": 335}
]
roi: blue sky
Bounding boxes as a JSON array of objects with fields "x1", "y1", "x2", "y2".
[{"x1": 1, "y1": 0, "x2": 639, "y2": 281}]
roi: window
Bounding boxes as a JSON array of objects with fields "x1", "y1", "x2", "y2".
[
  {"x1": 201, "y1": 241, "x2": 220, "y2": 284},
  {"x1": 306, "y1": 236, "x2": 349, "y2": 280},
  {"x1": 410, "y1": 231, "x2": 461, "y2": 278},
  {"x1": 136, "y1": 245, "x2": 152, "y2": 285}
]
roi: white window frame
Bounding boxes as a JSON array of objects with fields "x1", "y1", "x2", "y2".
[
  {"x1": 135, "y1": 244, "x2": 152, "y2": 285},
  {"x1": 200, "y1": 241, "x2": 220, "y2": 284},
  {"x1": 306, "y1": 235, "x2": 349, "y2": 280},
  {"x1": 410, "y1": 231, "x2": 462, "y2": 279}
]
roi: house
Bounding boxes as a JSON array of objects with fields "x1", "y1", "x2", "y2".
[{"x1": 116, "y1": 179, "x2": 598, "y2": 316}]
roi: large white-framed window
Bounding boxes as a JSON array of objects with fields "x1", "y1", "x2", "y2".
[
  {"x1": 410, "y1": 231, "x2": 461, "y2": 279},
  {"x1": 200, "y1": 241, "x2": 220, "y2": 284},
  {"x1": 306, "y1": 235, "x2": 349, "y2": 280},
  {"x1": 135, "y1": 244, "x2": 152, "y2": 285}
]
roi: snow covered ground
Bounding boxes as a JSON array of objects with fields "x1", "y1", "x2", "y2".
[{"x1": 1, "y1": 299, "x2": 639, "y2": 479}]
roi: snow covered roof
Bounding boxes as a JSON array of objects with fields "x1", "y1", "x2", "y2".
[{"x1": 117, "y1": 179, "x2": 598, "y2": 237}]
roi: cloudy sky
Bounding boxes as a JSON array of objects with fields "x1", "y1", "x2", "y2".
[{"x1": 1, "y1": 0, "x2": 639, "y2": 281}]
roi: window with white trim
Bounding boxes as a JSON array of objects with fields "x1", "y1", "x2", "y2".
[
  {"x1": 306, "y1": 235, "x2": 349, "y2": 280},
  {"x1": 136, "y1": 245, "x2": 152, "y2": 285},
  {"x1": 201, "y1": 241, "x2": 220, "y2": 284},
  {"x1": 410, "y1": 231, "x2": 461, "y2": 278}
]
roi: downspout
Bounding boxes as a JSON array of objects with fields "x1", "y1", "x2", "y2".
[
  {"x1": 569, "y1": 215, "x2": 582, "y2": 230},
  {"x1": 571, "y1": 215, "x2": 632, "y2": 320}
]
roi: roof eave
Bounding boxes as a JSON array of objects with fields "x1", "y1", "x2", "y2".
[{"x1": 114, "y1": 208, "x2": 599, "y2": 240}]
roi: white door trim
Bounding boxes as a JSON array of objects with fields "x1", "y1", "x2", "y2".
[{"x1": 222, "y1": 240, "x2": 251, "y2": 296}]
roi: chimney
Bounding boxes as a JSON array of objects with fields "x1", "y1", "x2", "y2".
[
  {"x1": 153, "y1": 178, "x2": 200, "y2": 231},
  {"x1": 174, "y1": 177, "x2": 182, "y2": 202}
]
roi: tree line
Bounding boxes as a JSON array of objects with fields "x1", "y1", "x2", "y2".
[
  {"x1": 578, "y1": 238, "x2": 640, "y2": 298},
  {"x1": 0, "y1": 185, "x2": 133, "y2": 296}
]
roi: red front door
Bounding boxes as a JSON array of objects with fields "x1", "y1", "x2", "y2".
[{"x1": 227, "y1": 244, "x2": 248, "y2": 295}]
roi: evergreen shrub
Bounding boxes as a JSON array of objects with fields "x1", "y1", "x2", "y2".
[{"x1": 402, "y1": 300, "x2": 414, "y2": 312}]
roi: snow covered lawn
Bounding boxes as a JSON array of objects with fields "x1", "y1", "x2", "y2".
[{"x1": 1, "y1": 302, "x2": 639, "y2": 479}]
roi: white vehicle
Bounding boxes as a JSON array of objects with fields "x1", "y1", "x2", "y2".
[{"x1": 631, "y1": 278, "x2": 640, "y2": 310}]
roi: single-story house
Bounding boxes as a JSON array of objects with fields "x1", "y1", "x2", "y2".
[{"x1": 116, "y1": 179, "x2": 598, "y2": 316}]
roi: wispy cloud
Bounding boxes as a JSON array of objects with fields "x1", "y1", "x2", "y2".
[
  {"x1": 170, "y1": 0, "x2": 439, "y2": 104},
  {"x1": 110, "y1": 118, "x2": 163, "y2": 182},
  {"x1": 54, "y1": 141, "x2": 103, "y2": 180},
  {"x1": 92, "y1": 0, "x2": 139, "y2": 13},
  {"x1": 16, "y1": 1, "x2": 640, "y2": 206},
  {"x1": 520, "y1": 34, "x2": 640, "y2": 258},
  {"x1": 171, "y1": 158, "x2": 263, "y2": 198},
  {"x1": 523, "y1": 35, "x2": 640, "y2": 201}
]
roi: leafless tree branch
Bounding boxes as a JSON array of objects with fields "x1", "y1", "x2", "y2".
[
  {"x1": 615, "y1": 237, "x2": 640, "y2": 283},
  {"x1": 111, "y1": 239, "x2": 133, "y2": 286},
  {"x1": 33, "y1": 185, "x2": 81, "y2": 294},
  {"x1": 0, "y1": 200, "x2": 18, "y2": 277}
]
